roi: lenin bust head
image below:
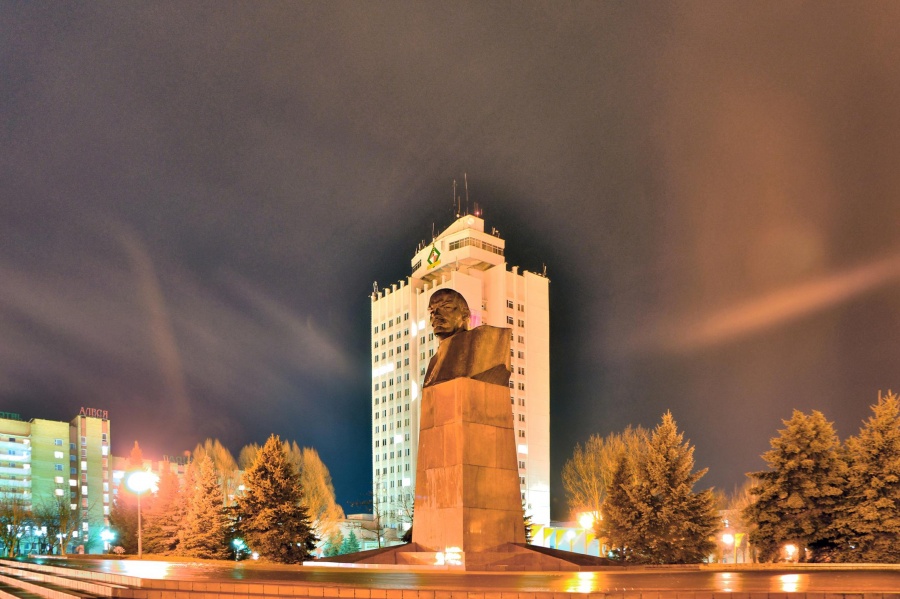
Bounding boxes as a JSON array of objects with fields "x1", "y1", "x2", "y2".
[{"x1": 427, "y1": 289, "x2": 470, "y2": 341}]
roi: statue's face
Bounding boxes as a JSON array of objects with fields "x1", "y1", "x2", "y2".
[{"x1": 428, "y1": 292, "x2": 469, "y2": 340}]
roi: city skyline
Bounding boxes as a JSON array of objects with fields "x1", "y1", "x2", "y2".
[{"x1": 3, "y1": 4, "x2": 900, "y2": 519}]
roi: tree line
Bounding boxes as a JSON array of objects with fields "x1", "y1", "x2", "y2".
[
  {"x1": 740, "y1": 391, "x2": 900, "y2": 563},
  {"x1": 562, "y1": 392, "x2": 900, "y2": 564},
  {"x1": 109, "y1": 434, "x2": 349, "y2": 562}
]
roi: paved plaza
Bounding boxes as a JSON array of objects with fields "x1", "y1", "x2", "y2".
[{"x1": 4, "y1": 557, "x2": 900, "y2": 599}]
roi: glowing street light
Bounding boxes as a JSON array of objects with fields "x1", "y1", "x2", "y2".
[
  {"x1": 126, "y1": 470, "x2": 159, "y2": 559},
  {"x1": 784, "y1": 543, "x2": 797, "y2": 562},
  {"x1": 722, "y1": 533, "x2": 734, "y2": 563},
  {"x1": 577, "y1": 511, "x2": 597, "y2": 531},
  {"x1": 100, "y1": 528, "x2": 116, "y2": 552},
  {"x1": 232, "y1": 538, "x2": 246, "y2": 561}
]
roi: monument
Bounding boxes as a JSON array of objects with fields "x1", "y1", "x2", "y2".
[
  {"x1": 412, "y1": 289, "x2": 525, "y2": 555},
  {"x1": 319, "y1": 289, "x2": 610, "y2": 570}
]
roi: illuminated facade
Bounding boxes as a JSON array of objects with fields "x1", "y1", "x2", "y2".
[
  {"x1": 371, "y1": 214, "x2": 550, "y2": 530},
  {"x1": 0, "y1": 410, "x2": 111, "y2": 554}
]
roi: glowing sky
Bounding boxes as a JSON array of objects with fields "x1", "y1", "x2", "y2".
[{"x1": 3, "y1": 2, "x2": 900, "y2": 517}]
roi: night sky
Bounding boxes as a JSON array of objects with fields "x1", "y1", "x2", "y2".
[{"x1": 4, "y1": 2, "x2": 900, "y2": 519}]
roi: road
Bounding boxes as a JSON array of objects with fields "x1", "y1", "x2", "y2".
[{"x1": 25, "y1": 558, "x2": 900, "y2": 593}]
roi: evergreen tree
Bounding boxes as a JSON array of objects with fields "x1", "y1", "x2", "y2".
[
  {"x1": 178, "y1": 455, "x2": 229, "y2": 558},
  {"x1": 142, "y1": 468, "x2": 183, "y2": 555},
  {"x1": 323, "y1": 531, "x2": 343, "y2": 557},
  {"x1": 109, "y1": 441, "x2": 145, "y2": 553},
  {"x1": 168, "y1": 460, "x2": 196, "y2": 555},
  {"x1": 234, "y1": 434, "x2": 317, "y2": 563},
  {"x1": 601, "y1": 412, "x2": 718, "y2": 564},
  {"x1": 108, "y1": 492, "x2": 138, "y2": 554},
  {"x1": 744, "y1": 410, "x2": 845, "y2": 562},
  {"x1": 193, "y1": 439, "x2": 240, "y2": 506},
  {"x1": 834, "y1": 392, "x2": 900, "y2": 562},
  {"x1": 339, "y1": 530, "x2": 361, "y2": 554}
]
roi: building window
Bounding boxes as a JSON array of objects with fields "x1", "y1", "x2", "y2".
[
  {"x1": 518, "y1": 336, "x2": 524, "y2": 343},
  {"x1": 507, "y1": 316, "x2": 514, "y2": 324},
  {"x1": 518, "y1": 430, "x2": 525, "y2": 438},
  {"x1": 509, "y1": 380, "x2": 514, "y2": 388},
  {"x1": 507, "y1": 300, "x2": 514, "y2": 309},
  {"x1": 519, "y1": 461, "x2": 525, "y2": 469},
  {"x1": 55, "y1": 464, "x2": 63, "y2": 471},
  {"x1": 518, "y1": 367, "x2": 525, "y2": 375},
  {"x1": 518, "y1": 414, "x2": 525, "y2": 422},
  {"x1": 54, "y1": 439, "x2": 63, "y2": 446},
  {"x1": 518, "y1": 320, "x2": 525, "y2": 327}
]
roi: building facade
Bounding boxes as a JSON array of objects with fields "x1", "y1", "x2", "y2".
[
  {"x1": 0, "y1": 410, "x2": 111, "y2": 555},
  {"x1": 371, "y1": 214, "x2": 550, "y2": 532}
]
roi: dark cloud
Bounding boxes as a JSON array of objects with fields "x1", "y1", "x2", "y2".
[{"x1": 3, "y1": 2, "x2": 900, "y2": 514}]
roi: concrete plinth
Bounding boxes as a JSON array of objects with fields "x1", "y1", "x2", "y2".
[{"x1": 412, "y1": 377, "x2": 525, "y2": 553}]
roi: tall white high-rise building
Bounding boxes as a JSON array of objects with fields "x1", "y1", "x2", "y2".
[{"x1": 371, "y1": 214, "x2": 550, "y2": 532}]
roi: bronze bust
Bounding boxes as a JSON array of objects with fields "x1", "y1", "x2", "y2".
[{"x1": 423, "y1": 289, "x2": 511, "y2": 388}]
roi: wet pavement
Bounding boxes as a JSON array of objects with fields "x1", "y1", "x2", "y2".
[{"x1": 23, "y1": 557, "x2": 900, "y2": 593}]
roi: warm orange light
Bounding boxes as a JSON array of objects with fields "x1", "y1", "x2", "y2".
[{"x1": 578, "y1": 511, "x2": 597, "y2": 530}]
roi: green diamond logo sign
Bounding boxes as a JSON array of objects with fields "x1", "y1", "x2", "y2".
[{"x1": 427, "y1": 245, "x2": 441, "y2": 268}]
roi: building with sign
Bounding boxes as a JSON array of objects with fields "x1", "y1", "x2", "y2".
[
  {"x1": 0, "y1": 411, "x2": 111, "y2": 555},
  {"x1": 370, "y1": 213, "x2": 550, "y2": 532}
]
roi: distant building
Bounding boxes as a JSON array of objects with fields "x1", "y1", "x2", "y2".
[
  {"x1": 370, "y1": 214, "x2": 551, "y2": 531},
  {"x1": 0, "y1": 410, "x2": 111, "y2": 554}
]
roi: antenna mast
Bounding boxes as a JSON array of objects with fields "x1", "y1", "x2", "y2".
[{"x1": 464, "y1": 172, "x2": 470, "y2": 216}]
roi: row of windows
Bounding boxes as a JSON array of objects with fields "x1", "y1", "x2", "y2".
[
  {"x1": 374, "y1": 374, "x2": 410, "y2": 390},
  {"x1": 374, "y1": 343, "x2": 411, "y2": 360},
  {"x1": 375, "y1": 447, "x2": 412, "y2": 461},
  {"x1": 508, "y1": 381, "x2": 526, "y2": 390},
  {"x1": 374, "y1": 333, "x2": 410, "y2": 349},
  {"x1": 374, "y1": 313, "x2": 410, "y2": 334},
  {"x1": 376, "y1": 463, "x2": 412, "y2": 475},
  {"x1": 506, "y1": 300, "x2": 525, "y2": 312},
  {"x1": 448, "y1": 236, "x2": 503, "y2": 256}
]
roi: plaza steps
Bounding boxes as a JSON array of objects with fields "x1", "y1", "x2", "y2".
[{"x1": 0, "y1": 561, "x2": 128, "y2": 599}]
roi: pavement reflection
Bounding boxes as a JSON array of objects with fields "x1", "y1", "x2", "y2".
[{"x1": 26, "y1": 558, "x2": 900, "y2": 593}]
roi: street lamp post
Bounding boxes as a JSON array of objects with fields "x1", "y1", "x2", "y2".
[
  {"x1": 126, "y1": 471, "x2": 158, "y2": 559},
  {"x1": 722, "y1": 533, "x2": 734, "y2": 563}
]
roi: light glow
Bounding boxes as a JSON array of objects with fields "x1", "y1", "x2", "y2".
[
  {"x1": 578, "y1": 512, "x2": 596, "y2": 530},
  {"x1": 780, "y1": 574, "x2": 800, "y2": 593},
  {"x1": 372, "y1": 363, "x2": 395, "y2": 378},
  {"x1": 126, "y1": 470, "x2": 159, "y2": 494}
]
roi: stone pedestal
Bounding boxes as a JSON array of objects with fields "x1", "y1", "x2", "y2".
[{"x1": 412, "y1": 377, "x2": 525, "y2": 553}]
